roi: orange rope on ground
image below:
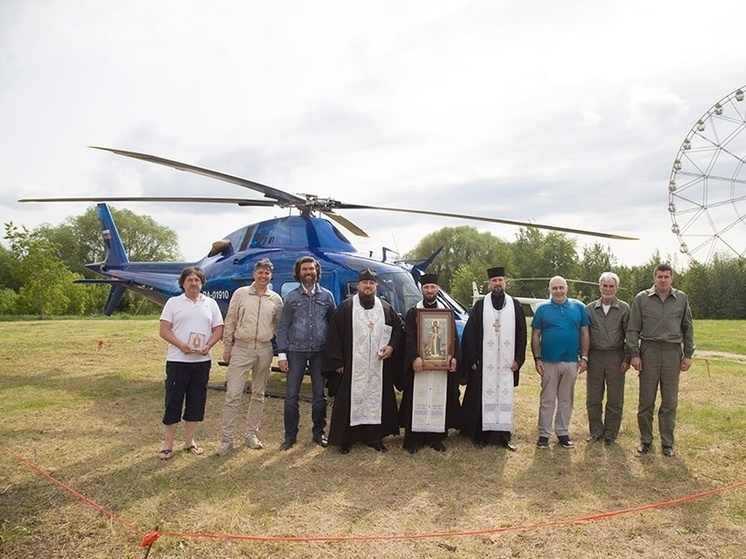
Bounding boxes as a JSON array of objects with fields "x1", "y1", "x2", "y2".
[
  {"x1": 3, "y1": 444, "x2": 745, "y2": 546},
  {"x1": 1, "y1": 445, "x2": 141, "y2": 535},
  {"x1": 699, "y1": 357, "x2": 746, "y2": 378}
]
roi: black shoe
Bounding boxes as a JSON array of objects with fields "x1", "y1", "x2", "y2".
[
  {"x1": 558, "y1": 435, "x2": 575, "y2": 449},
  {"x1": 637, "y1": 442, "x2": 652, "y2": 454},
  {"x1": 501, "y1": 442, "x2": 517, "y2": 452},
  {"x1": 662, "y1": 446, "x2": 676, "y2": 457},
  {"x1": 604, "y1": 438, "x2": 614, "y2": 446},
  {"x1": 430, "y1": 441, "x2": 446, "y2": 452},
  {"x1": 312, "y1": 434, "x2": 328, "y2": 448},
  {"x1": 279, "y1": 439, "x2": 296, "y2": 451},
  {"x1": 406, "y1": 445, "x2": 420, "y2": 454},
  {"x1": 367, "y1": 440, "x2": 388, "y2": 452},
  {"x1": 586, "y1": 434, "x2": 601, "y2": 443},
  {"x1": 536, "y1": 436, "x2": 549, "y2": 449},
  {"x1": 339, "y1": 443, "x2": 351, "y2": 454}
]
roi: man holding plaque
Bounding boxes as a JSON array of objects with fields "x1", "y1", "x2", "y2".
[
  {"x1": 399, "y1": 273, "x2": 461, "y2": 453},
  {"x1": 158, "y1": 267, "x2": 224, "y2": 460},
  {"x1": 460, "y1": 266, "x2": 527, "y2": 450},
  {"x1": 324, "y1": 268, "x2": 404, "y2": 454}
]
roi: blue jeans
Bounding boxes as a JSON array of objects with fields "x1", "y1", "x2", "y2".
[{"x1": 284, "y1": 351, "x2": 327, "y2": 441}]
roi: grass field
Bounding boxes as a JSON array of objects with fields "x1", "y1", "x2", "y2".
[{"x1": 1, "y1": 318, "x2": 745, "y2": 558}]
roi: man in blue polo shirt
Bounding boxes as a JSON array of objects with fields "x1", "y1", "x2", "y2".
[{"x1": 531, "y1": 276, "x2": 590, "y2": 449}]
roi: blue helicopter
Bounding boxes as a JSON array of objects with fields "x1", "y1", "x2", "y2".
[{"x1": 20, "y1": 146, "x2": 635, "y2": 334}]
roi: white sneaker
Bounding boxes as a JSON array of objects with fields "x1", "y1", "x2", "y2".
[
  {"x1": 245, "y1": 433, "x2": 264, "y2": 449},
  {"x1": 215, "y1": 441, "x2": 233, "y2": 456}
]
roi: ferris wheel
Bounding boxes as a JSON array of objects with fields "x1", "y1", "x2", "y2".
[{"x1": 668, "y1": 84, "x2": 746, "y2": 263}]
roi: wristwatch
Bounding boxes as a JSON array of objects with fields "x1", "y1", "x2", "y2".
[{"x1": 580, "y1": 355, "x2": 588, "y2": 361}]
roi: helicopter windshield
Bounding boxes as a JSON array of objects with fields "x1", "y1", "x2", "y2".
[{"x1": 345, "y1": 270, "x2": 421, "y2": 316}]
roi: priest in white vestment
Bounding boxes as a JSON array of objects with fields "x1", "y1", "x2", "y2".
[
  {"x1": 460, "y1": 266, "x2": 527, "y2": 450},
  {"x1": 325, "y1": 268, "x2": 404, "y2": 454}
]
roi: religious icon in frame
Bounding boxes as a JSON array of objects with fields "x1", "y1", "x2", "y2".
[
  {"x1": 188, "y1": 332, "x2": 206, "y2": 351},
  {"x1": 417, "y1": 308, "x2": 454, "y2": 370}
]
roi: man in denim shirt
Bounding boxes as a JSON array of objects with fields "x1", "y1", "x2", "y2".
[{"x1": 276, "y1": 256, "x2": 337, "y2": 450}]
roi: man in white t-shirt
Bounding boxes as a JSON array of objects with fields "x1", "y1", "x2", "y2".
[{"x1": 158, "y1": 267, "x2": 224, "y2": 460}]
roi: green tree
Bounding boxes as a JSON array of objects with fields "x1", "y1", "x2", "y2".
[
  {"x1": 682, "y1": 256, "x2": 746, "y2": 319},
  {"x1": 682, "y1": 261, "x2": 711, "y2": 318},
  {"x1": 3, "y1": 223, "x2": 77, "y2": 318},
  {"x1": 449, "y1": 261, "x2": 490, "y2": 307},
  {"x1": 511, "y1": 228, "x2": 579, "y2": 298},
  {"x1": 0, "y1": 245, "x2": 22, "y2": 291},
  {"x1": 0, "y1": 288, "x2": 19, "y2": 314},
  {"x1": 574, "y1": 243, "x2": 617, "y2": 301},
  {"x1": 404, "y1": 226, "x2": 512, "y2": 292},
  {"x1": 40, "y1": 206, "x2": 182, "y2": 277}
]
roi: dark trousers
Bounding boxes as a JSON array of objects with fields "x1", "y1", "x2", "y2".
[
  {"x1": 284, "y1": 351, "x2": 327, "y2": 441},
  {"x1": 586, "y1": 348, "x2": 626, "y2": 440},
  {"x1": 163, "y1": 360, "x2": 211, "y2": 425},
  {"x1": 637, "y1": 341, "x2": 682, "y2": 448}
]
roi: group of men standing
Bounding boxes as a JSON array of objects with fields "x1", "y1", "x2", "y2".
[
  {"x1": 156, "y1": 258, "x2": 694, "y2": 460},
  {"x1": 529, "y1": 264, "x2": 694, "y2": 457}
]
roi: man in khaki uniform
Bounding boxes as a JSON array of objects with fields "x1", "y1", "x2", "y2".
[
  {"x1": 585, "y1": 272, "x2": 630, "y2": 446},
  {"x1": 215, "y1": 258, "x2": 283, "y2": 456},
  {"x1": 627, "y1": 264, "x2": 694, "y2": 458}
]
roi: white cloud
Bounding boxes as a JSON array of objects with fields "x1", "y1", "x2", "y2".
[{"x1": 2, "y1": 0, "x2": 746, "y2": 270}]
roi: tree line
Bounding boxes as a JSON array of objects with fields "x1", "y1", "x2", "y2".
[
  {"x1": 1, "y1": 207, "x2": 179, "y2": 318},
  {"x1": 406, "y1": 225, "x2": 746, "y2": 319},
  {"x1": 2, "y1": 211, "x2": 744, "y2": 319}
]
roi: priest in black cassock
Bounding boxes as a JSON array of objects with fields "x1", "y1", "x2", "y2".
[
  {"x1": 399, "y1": 273, "x2": 461, "y2": 453},
  {"x1": 324, "y1": 268, "x2": 404, "y2": 454},
  {"x1": 460, "y1": 266, "x2": 527, "y2": 450}
]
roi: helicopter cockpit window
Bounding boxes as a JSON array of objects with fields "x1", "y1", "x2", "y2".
[
  {"x1": 238, "y1": 225, "x2": 256, "y2": 252},
  {"x1": 251, "y1": 222, "x2": 275, "y2": 247}
]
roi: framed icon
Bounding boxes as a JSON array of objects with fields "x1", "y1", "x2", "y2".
[
  {"x1": 416, "y1": 308, "x2": 454, "y2": 370},
  {"x1": 188, "y1": 332, "x2": 206, "y2": 351}
]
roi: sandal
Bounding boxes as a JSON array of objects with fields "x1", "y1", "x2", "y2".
[
  {"x1": 158, "y1": 449, "x2": 173, "y2": 460},
  {"x1": 184, "y1": 445, "x2": 204, "y2": 455}
]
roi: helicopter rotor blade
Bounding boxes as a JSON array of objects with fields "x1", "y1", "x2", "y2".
[
  {"x1": 332, "y1": 203, "x2": 638, "y2": 240},
  {"x1": 19, "y1": 196, "x2": 279, "y2": 207},
  {"x1": 89, "y1": 146, "x2": 306, "y2": 207},
  {"x1": 47, "y1": 147, "x2": 639, "y2": 241},
  {"x1": 321, "y1": 211, "x2": 369, "y2": 238}
]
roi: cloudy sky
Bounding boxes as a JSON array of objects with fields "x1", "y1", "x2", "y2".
[{"x1": 2, "y1": 1, "x2": 745, "y2": 268}]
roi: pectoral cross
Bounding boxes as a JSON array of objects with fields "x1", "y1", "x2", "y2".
[
  {"x1": 493, "y1": 319, "x2": 501, "y2": 332},
  {"x1": 369, "y1": 321, "x2": 375, "y2": 332}
]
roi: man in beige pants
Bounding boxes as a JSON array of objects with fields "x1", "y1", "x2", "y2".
[{"x1": 215, "y1": 258, "x2": 283, "y2": 456}]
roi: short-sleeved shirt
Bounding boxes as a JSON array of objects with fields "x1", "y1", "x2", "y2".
[
  {"x1": 160, "y1": 293, "x2": 224, "y2": 363},
  {"x1": 531, "y1": 298, "x2": 589, "y2": 362}
]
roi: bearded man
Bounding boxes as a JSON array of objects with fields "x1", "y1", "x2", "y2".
[
  {"x1": 399, "y1": 273, "x2": 461, "y2": 453},
  {"x1": 460, "y1": 266, "x2": 527, "y2": 450},
  {"x1": 276, "y1": 256, "x2": 336, "y2": 450},
  {"x1": 324, "y1": 268, "x2": 404, "y2": 454}
]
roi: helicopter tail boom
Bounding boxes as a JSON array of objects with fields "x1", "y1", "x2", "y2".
[
  {"x1": 94, "y1": 203, "x2": 129, "y2": 268},
  {"x1": 86, "y1": 203, "x2": 129, "y2": 314}
]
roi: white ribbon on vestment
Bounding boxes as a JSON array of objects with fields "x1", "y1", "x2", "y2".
[
  {"x1": 411, "y1": 300, "x2": 449, "y2": 433},
  {"x1": 481, "y1": 294, "x2": 516, "y2": 431},
  {"x1": 350, "y1": 294, "x2": 386, "y2": 426}
]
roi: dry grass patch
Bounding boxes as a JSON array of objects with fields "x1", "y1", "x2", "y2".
[{"x1": 1, "y1": 318, "x2": 745, "y2": 558}]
